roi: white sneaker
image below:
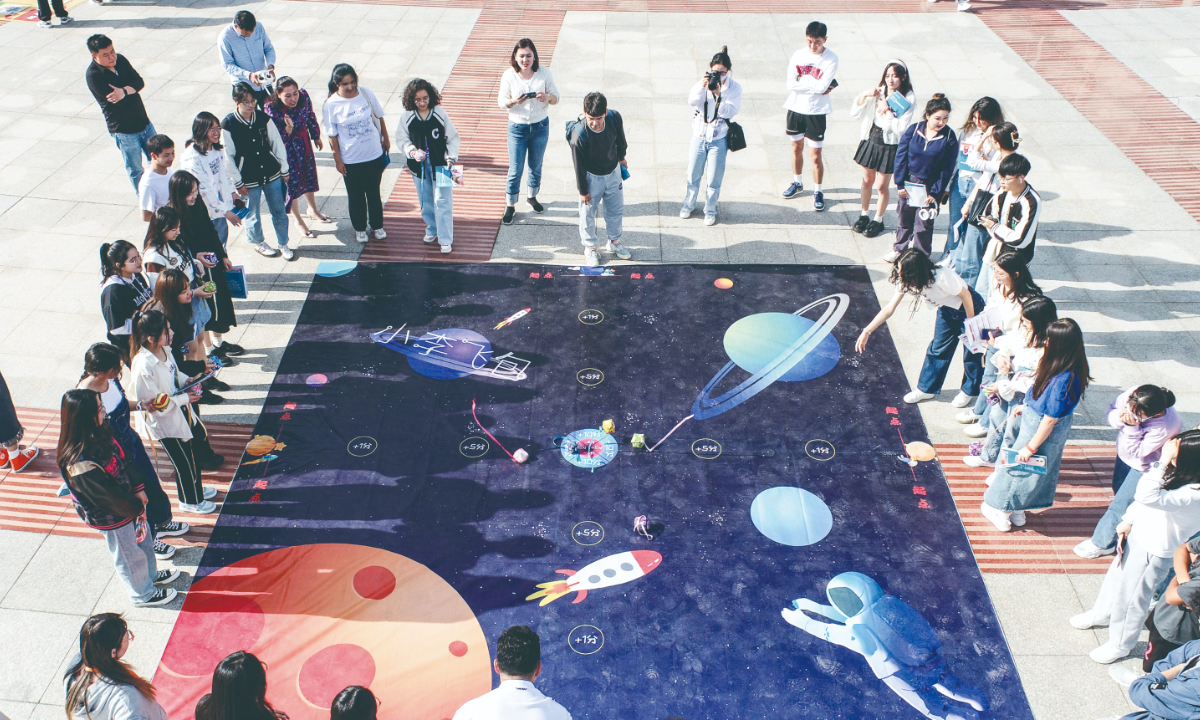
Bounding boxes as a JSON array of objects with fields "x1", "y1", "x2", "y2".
[
  {"x1": 956, "y1": 409, "x2": 979, "y2": 424},
  {"x1": 440, "y1": 244, "x2": 452, "y2": 254},
  {"x1": 279, "y1": 246, "x2": 295, "y2": 261},
  {"x1": 584, "y1": 247, "x2": 601, "y2": 267},
  {"x1": 605, "y1": 239, "x2": 632, "y2": 260},
  {"x1": 423, "y1": 234, "x2": 437, "y2": 244},
  {"x1": 253, "y1": 243, "x2": 279, "y2": 257},
  {"x1": 203, "y1": 486, "x2": 217, "y2": 500},
  {"x1": 37, "y1": 19, "x2": 52, "y2": 27},
  {"x1": 1073, "y1": 539, "x2": 1115, "y2": 559},
  {"x1": 704, "y1": 214, "x2": 717, "y2": 226},
  {"x1": 179, "y1": 500, "x2": 218, "y2": 515},
  {"x1": 964, "y1": 423, "x2": 989, "y2": 438},
  {"x1": 1010, "y1": 510, "x2": 1026, "y2": 526},
  {"x1": 374, "y1": 228, "x2": 387, "y2": 240},
  {"x1": 355, "y1": 231, "x2": 368, "y2": 243},
  {"x1": 979, "y1": 501, "x2": 1011, "y2": 531},
  {"x1": 1070, "y1": 610, "x2": 1105, "y2": 629},
  {"x1": 962, "y1": 455, "x2": 989, "y2": 468},
  {"x1": 951, "y1": 392, "x2": 977, "y2": 408},
  {"x1": 1108, "y1": 665, "x2": 1140, "y2": 688},
  {"x1": 679, "y1": 207, "x2": 692, "y2": 219},
  {"x1": 903, "y1": 390, "x2": 936, "y2": 404},
  {"x1": 957, "y1": 1, "x2": 972, "y2": 10},
  {"x1": 1090, "y1": 644, "x2": 1130, "y2": 664},
  {"x1": 883, "y1": 250, "x2": 900, "y2": 263}
]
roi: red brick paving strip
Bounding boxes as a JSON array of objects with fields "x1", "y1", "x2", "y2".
[
  {"x1": 0, "y1": 407, "x2": 253, "y2": 548},
  {"x1": 939, "y1": 443, "x2": 1116, "y2": 574}
]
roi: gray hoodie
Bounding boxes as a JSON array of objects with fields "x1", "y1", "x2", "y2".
[{"x1": 65, "y1": 666, "x2": 167, "y2": 720}]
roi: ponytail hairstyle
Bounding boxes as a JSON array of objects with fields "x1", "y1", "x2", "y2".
[
  {"x1": 1128, "y1": 385, "x2": 1176, "y2": 420},
  {"x1": 81, "y1": 343, "x2": 123, "y2": 381},
  {"x1": 960, "y1": 96, "x2": 1004, "y2": 133},
  {"x1": 990, "y1": 121, "x2": 1021, "y2": 152},
  {"x1": 1030, "y1": 318, "x2": 1091, "y2": 402},
  {"x1": 56, "y1": 389, "x2": 114, "y2": 474},
  {"x1": 1162, "y1": 429, "x2": 1200, "y2": 491},
  {"x1": 188, "y1": 111, "x2": 222, "y2": 152},
  {"x1": 269, "y1": 76, "x2": 301, "y2": 115},
  {"x1": 100, "y1": 240, "x2": 139, "y2": 283},
  {"x1": 328, "y1": 63, "x2": 358, "y2": 98},
  {"x1": 149, "y1": 268, "x2": 193, "y2": 329},
  {"x1": 64, "y1": 613, "x2": 156, "y2": 720},
  {"x1": 167, "y1": 170, "x2": 201, "y2": 219},
  {"x1": 710, "y1": 45, "x2": 732, "y2": 71},
  {"x1": 1019, "y1": 295, "x2": 1057, "y2": 350},
  {"x1": 993, "y1": 251, "x2": 1042, "y2": 303},
  {"x1": 143, "y1": 206, "x2": 183, "y2": 257},
  {"x1": 130, "y1": 309, "x2": 171, "y2": 359},
  {"x1": 923, "y1": 93, "x2": 951, "y2": 118},
  {"x1": 878, "y1": 60, "x2": 912, "y2": 97}
]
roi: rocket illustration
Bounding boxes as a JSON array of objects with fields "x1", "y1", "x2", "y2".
[
  {"x1": 526, "y1": 550, "x2": 662, "y2": 606},
  {"x1": 493, "y1": 308, "x2": 531, "y2": 330}
]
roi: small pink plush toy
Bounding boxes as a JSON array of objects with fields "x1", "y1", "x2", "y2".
[{"x1": 634, "y1": 515, "x2": 653, "y2": 540}]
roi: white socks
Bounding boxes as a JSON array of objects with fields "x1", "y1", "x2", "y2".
[
  {"x1": 793, "y1": 174, "x2": 804, "y2": 184},
  {"x1": 860, "y1": 211, "x2": 869, "y2": 217},
  {"x1": 814, "y1": 183, "x2": 823, "y2": 192}
]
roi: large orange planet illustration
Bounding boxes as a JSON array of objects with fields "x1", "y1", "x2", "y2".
[{"x1": 154, "y1": 544, "x2": 492, "y2": 720}]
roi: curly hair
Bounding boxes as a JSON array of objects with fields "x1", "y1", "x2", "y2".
[{"x1": 402, "y1": 79, "x2": 440, "y2": 111}]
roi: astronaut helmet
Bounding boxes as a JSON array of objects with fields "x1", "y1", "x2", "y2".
[{"x1": 826, "y1": 572, "x2": 883, "y2": 619}]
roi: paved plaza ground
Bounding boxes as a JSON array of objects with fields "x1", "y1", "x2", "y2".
[{"x1": 2, "y1": 0, "x2": 1200, "y2": 718}]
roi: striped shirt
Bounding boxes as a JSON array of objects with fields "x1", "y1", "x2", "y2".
[{"x1": 986, "y1": 183, "x2": 1041, "y2": 251}]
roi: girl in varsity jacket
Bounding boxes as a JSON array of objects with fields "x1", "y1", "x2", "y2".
[{"x1": 99, "y1": 240, "x2": 153, "y2": 355}]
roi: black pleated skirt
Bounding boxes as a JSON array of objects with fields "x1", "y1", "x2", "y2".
[{"x1": 854, "y1": 124, "x2": 898, "y2": 174}]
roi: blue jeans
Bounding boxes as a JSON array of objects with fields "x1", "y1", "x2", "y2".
[
  {"x1": 579, "y1": 166, "x2": 624, "y2": 247},
  {"x1": 953, "y1": 222, "x2": 989, "y2": 289},
  {"x1": 112, "y1": 122, "x2": 157, "y2": 192},
  {"x1": 245, "y1": 178, "x2": 289, "y2": 248},
  {"x1": 1089, "y1": 458, "x2": 1144, "y2": 552},
  {"x1": 971, "y1": 347, "x2": 999, "y2": 420},
  {"x1": 682, "y1": 134, "x2": 728, "y2": 218},
  {"x1": 412, "y1": 172, "x2": 454, "y2": 245},
  {"x1": 917, "y1": 287, "x2": 986, "y2": 395},
  {"x1": 506, "y1": 118, "x2": 549, "y2": 205},
  {"x1": 945, "y1": 172, "x2": 975, "y2": 255},
  {"x1": 213, "y1": 216, "x2": 228, "y2": 247}
]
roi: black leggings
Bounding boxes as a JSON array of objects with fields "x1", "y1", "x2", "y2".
[
  {"x1": 344, "y1": 154, "x2": 385, "y2": 232},
  {"x1": 157, "y1": 407, "x2": 209, "y2": 505}
]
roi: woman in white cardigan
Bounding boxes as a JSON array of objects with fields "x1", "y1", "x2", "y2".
[
  {"x1": 1071, "y1": 430, "x2": 1200, "y2": 664},
  {"x1": 849, "y1": 60, "x2": 916, "y2": 239},
  {"x1": 179, "y1": 112, "x2": 242, "y2": 247}
]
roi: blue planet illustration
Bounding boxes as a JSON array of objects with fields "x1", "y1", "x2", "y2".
[
  {"x1": 751, "y1": 487, "x2": 833, "y2": 546},
  {"x1": 691, "y1": 294, "x2": 849, "y2": 420},
  {"x1": 315, "y1": 260, "x2": 358, "y2": 277},
  {"x1": 369, "y1": 327, "x2": 529, "y2": 381}
]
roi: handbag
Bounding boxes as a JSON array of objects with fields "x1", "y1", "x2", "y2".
[
  {"x1": 965, "y1": 187, "x2": 995, "y2": 229},
  {"x1": 703, "y1": 96, "x2": 745, "y2": 152}
]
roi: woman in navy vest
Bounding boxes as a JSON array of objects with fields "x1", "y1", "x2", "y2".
[{"x1": 221, "y1": 82, "x2": 293, "y2": 260}]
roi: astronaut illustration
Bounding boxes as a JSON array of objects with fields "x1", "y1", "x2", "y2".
[{"x1": 781, "y1": 572, "x2": 988, "y2": 720}]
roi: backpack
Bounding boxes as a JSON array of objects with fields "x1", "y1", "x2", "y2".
[
  {"x1": 861, "y1": 595, "x2": 942, "y2": 667},
  {"x1": 565, "y1": 110, "x2": 614, "y2": 145}
]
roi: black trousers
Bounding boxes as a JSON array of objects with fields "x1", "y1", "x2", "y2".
[
  {"x1": 1144, "y1": 615, "x2": 1183, "y2": 672},
  {"x1": 344, "y1": 154, "x2": 385, "y2": 232},
  {"x1": 157, "y1": 407, "x2": 210, "y2": 506},
  {"x1": 36, "y1": 0, "x2": 66, "y2": 21}
]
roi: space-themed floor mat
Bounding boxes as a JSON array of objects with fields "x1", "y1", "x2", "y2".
[{"x1": 154, "y1": 262, "x2": 1033, "y2": 720}]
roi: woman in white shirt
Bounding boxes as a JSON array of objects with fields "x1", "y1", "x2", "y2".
[
  {"x1": 1072, "y1": 431, "x2": 1200, "y2": 664},
  {"x1": 855, "y1": 248, "x2": 986, "y2": 407},
  {"x1": 961, "y1": 122, "x2": 1020, "y2": 295},
  {"x1": 945, "y1": 97, "x2": 1004, "y2": 266},
  {"x1": 324, "y1": 64, "x2": 390, "y2": 245},
  {"x1": 179, "y1": 112, "x2": 243, "y2": 246},
  {"x1": 498, "y1": 39, "x2": 558, "y2": 226},
  {"x1": 679, "y1": 46, "x2": 741, "y2": 227},
  {"x1": 849, "y1": 60, "x2": 915, "y2": 239}
]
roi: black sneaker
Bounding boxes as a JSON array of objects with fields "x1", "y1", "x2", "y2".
[
  {"x1": 782, "y1": 181, "x2": 803, "y2": 199},
  {"x1": 197, "y1": 390, "x2": 223, "y2": 405},
  {"x1": 153, "y1": 539, "x2": 175, "y2": 559},
  {"x1": 134, "y1": 588, "x2": 178, "y2": 607},
  {"x1": 214, "y1": 343, "x2": 245, "y2": 357},
  {"x1": 204, "y1": 378, "x2": 231, "y2": 392},
  {"x1": 527, "y1": 197, "x2": 544, "y2": 214},
  {"x1": 155, "y1": 521, "x2": 189, "y2": 537},
  {"x1": 813, "y1": 191, "x2": 825, "y2": 211},
  {"x1": 502, "y1": 207, "x2": 515, "y2": 225},
  {"x1": 863, "y1": 220, "x2": 885, "y2": 238},
  {"x1": 852, "y1": 215, "x2": 871, "y2": 234},
  {"x1": 155, "y1": 568, "x2": 181, "y2": 585},
  {"x1": 198, "y1": 453, "x2": 225, "y2": 471}
]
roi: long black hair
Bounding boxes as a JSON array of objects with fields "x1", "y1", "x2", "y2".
[
  {"x1": 269, "y1": 76, "x2": 302, "y2": 115},
  {"x1": 993, "y1": 251, "x2": 1041, "y2": 303},
  {"x1": 961, "y1": 96, "x2": 1004, "y2": 133},
  {"x1": 81, "y1": 343, "x2": 123, "y2": 381},
  {"x1": 331, "y1": 686, "x2": 377, "y2": 720},
  {"x1": 202, "y1": 651, "x2": 284, "y2": 720},
  {"x1": 328, "y1": 63, "x2": 358, "y2": 98},
  {"x1": 130, "y1": 309, "x2": 171, "y2": 360},
  {"x1": 878, "y1": 61, "x2": 912, "y2": 97},
  {"x1": 890, "y1": 249, "x2": 937, "y2": 295},
  {"x1": 65, "y1": 614, "x2": 156, "y2": 720},
  {"x1": 143, "y1": 206, "x2": 185, "y2": 258},
  {"x1": 1162, "y1": 429, "x2": 1200, "y2": 491},
  {"x1": 100, "y1": 240, "x2": 139, "y2": 282},
  {"x1": 56, "y1": 389, "x2": 114, "y2": 473},
  {"x1": 1019, "y1": 295, "x2": 1057, "y2": 350},
  {"x1": 1030, "y1": 318, "x2": 1091, "y2": 401}
]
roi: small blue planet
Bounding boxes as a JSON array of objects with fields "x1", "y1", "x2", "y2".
[
  {"x1": 724, "y1": 313, "x2": 840, "y2": 382},
  {"x1": 315, "y1": 261, "x2": 358, "y2": 277},
  {"x1": 750, "y1": 487, "x2": 833, "y2": 547}
]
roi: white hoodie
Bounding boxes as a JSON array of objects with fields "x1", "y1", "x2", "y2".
[
  {"x1": 179, "y1": 143, "x2": 237, "y2": 220},
  {"x1": 783, "y1": 47, "x2": 838, "y2": 116}
]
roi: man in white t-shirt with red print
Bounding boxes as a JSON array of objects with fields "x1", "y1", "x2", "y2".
[{"x1": 782, "y1": 21, "x2": 838, "y2": 212}]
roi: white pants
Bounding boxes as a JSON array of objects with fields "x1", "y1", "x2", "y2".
[{"x1": 1089, "y1": 535, "x2": 1173, "y2": 653}]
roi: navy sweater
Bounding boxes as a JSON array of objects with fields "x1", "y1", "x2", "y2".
[{"x1": 894, "y1": 121, "x2": 959, "y2": 198}]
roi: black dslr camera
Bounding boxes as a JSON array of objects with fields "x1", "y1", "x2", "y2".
[{"x1": 705, "y1": 71, "x2": 722, "y2": 91}]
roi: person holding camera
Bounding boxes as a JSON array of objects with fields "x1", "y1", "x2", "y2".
[
  {"x1": 679, "y1": 46, "x2": 741, "y2": 226},
  {"x1": 782, "y1": 21, "x2": 838, "y2": 211},
  {"x1": 886, "y1": 93, "x2": 958, "y2": 262},
  {"x1": 568, "y1": 92, "x2": 630, "y2": 268},
  {"x1": 499, "y1": 38, "x2": 558, "y2": 225},
  {"x1": 849, "y1": 59, "x2": 915, "y2": 239},
  {"x1": 218, "y1": 11, "x2": 276, "y2": 107}
]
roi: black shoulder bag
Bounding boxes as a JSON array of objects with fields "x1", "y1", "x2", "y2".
[{"x1": 705, "y1": 96, "x2": 745, "y2": 152}]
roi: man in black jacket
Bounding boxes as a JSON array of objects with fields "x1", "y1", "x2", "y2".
[
  {"x1": 569, "y1": 92, "x2": 631, "y2": 268},
  {"x1": 85, "y1": 35, "x2": 157, "y2": 193}
]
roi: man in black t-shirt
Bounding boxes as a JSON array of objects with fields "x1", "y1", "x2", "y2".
[
  {"x1": 85, "y1": 35, "x2": 156, "y2": 193},
  {"x1": 568, "y1": 92, "x2": 631, "y2": 268}
]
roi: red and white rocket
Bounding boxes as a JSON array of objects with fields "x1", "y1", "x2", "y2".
[{"x1": 526, "y1": 550, "x2": 662, "y2": 606}]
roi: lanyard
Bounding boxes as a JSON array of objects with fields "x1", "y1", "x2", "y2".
[{"x1": 702, "y1": 93, "x2": 722, "y2": 124}]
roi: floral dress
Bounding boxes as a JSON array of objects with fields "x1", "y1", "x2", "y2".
[{"x1": 265, "y1": 89, "x2": 321, "y2": 211}]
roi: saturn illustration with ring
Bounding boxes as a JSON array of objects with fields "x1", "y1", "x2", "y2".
[{"x1": 648, "y1": 294, "x2": 850, "y2": 451}]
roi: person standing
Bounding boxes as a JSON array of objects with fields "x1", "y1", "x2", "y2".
[
  {"x1": 452, "y1": 626, "x2": 572, "y2": 720},
  {"x1": 217, "y1": 11, "x2": 276, "y2": 107},
  {"x1": 958, "y1": 122, "x2": 1021, "y2": 292},
  {"x1": 85, "y1": 35, "x2": 155, "y2": 192},
  {"x1": 180, "y1": 112, "x2": 243, "y2": 247},
  {"x1": 138, "y1": 135, "x2": 175, "y2": 221},
  {"x1": 978, "y1": 153, "x2": 1041, "y2": 264},
  {"x1": 849, "y1": 60, "x2": 915, "y2": 238},
  {"x1": 325, "y1": 64, "x2": 389, "y2": 245},
  {"x1": 0, "y1": 371, "x2": 39, "y2": 473},
  {"x1": 680, "y1": 46, "x2": 741, "y2": 227},
  {"x1": 568, "y1": 92, "x2": 631, "y2": 268},
  {"x1": 265, "y1": 77, "x2": 330, "y2": 238},
  {"x1": 945, "y1": 97, "x2": 1003, "y2": 259},
  {"x1": 36, "y1": 0, "x2": 71, "y2": 27},
  {"x1": 499, "y1": 39, "x2": 559, "y2": 225},
  {"x1": 399, "y1": 78, "x2": 459, "y2": 254},
  {"x1": 99, "y1": 241, "x2": 153, "y2": 352},
  {"x1": 65, "y1": 615, "x2": 172, "y2": 719},
  {"x1": 781, "y1": 21, "x2": 838, "y2": 212},
  {"x1": 223, "y1": 82, "x2": 293, "y2": 260},
  {"x1": 887, "y1": 94, "x2": 958, "y2": 262},
  {"x1": 981, "y1": 318, "x2": 1091, "y2": 532}
]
